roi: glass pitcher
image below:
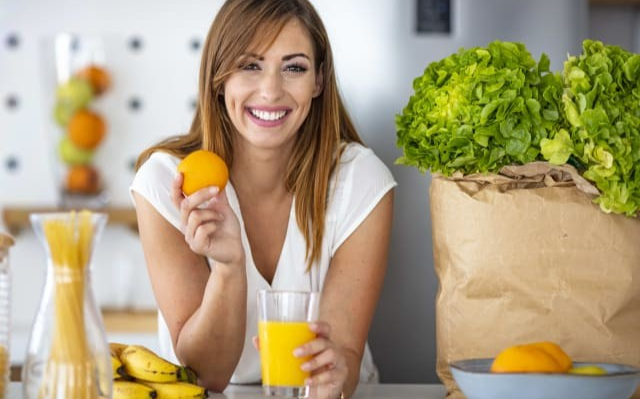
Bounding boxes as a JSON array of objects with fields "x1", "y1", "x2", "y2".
[
  {"x1": 22, "y1": 211, "x2": 111, "y2": 399},
  {"x1": 0, "y1": 233, "x2": 15, "y2": 398}
]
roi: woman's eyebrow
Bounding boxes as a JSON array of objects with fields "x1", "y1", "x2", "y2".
[
  {"x1": 242, "y1": 52, "x2": 310, "y2": 61},
  {"x1": 282, "y1": 53, "x2": 310, "y2": 61}
]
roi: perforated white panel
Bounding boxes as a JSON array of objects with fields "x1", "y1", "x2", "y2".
[{"x1": 0, "y1": 0, "x2": 219, "y2": 207}]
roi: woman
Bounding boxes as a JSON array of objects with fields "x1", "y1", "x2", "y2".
[{"x1": 130, "y1": 0, "x2": 395, "y2": 397}]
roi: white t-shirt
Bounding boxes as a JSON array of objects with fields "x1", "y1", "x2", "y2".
[{"x1": 130, "y1": 142, "x2": 396, "y2": 384}]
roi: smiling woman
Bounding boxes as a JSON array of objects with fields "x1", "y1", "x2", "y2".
[
  {"x1": 223, "y1": 18, "x2": 323, "y2": 152},
  {"x1": 129, "y1": 0, "x2": 396, "y2": 398}
]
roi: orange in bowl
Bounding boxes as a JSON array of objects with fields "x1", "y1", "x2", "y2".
[
  {"x1": 177, "y1": 150, "x2": 229, "y2": 195},
  {"x1": 491, "y1": 341, "x2": 572, "y2": 374}
]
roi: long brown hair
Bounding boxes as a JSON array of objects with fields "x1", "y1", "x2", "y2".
[{"x1": 136, "y1": 0, "x2": 363, "y2": 267}]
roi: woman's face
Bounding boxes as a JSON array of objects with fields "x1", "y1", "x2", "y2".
[{"x1": 223, "y1": 18, "x2": 323, "y2": 154}]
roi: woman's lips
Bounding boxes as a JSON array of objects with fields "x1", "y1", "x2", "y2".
[{"x1": 246, "y1": 107, "x2": 291, "y2": 127}]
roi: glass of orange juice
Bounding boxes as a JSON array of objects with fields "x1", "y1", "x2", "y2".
[{"x1": 257, "y1": 290, "x2": 320, "y2": 398}]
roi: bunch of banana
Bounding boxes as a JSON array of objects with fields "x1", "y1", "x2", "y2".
[
  {"x1": 114, "y1": 380, "x2": 157, "y2": 399},
  {"x1": 110, "y1": 342, "x2": 207, "y2": 399},
  {"x1": 111, "y1": 342, "x2": 128, "y2": 379}
]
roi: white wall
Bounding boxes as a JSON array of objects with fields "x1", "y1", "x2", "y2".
[{"x1": 0, "y1": 0, "x2": 605, "y2": 383}]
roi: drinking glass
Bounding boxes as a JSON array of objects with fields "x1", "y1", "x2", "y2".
[{"x1": 257, "y1": 290, "x2": 320, "y2": 398}]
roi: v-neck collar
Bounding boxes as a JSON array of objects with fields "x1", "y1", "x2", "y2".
[{"x1": 225, "y1": 182, "x2": 295, "y2": 287}]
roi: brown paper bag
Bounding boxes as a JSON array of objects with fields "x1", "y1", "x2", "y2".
[{"x1": 431, "y1": 162, "x2": 640, "y2": 399}]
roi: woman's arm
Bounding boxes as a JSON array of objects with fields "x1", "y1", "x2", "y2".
[
  {"x1": 298, "y1": 189, "x2": 394, "y2": 398},
  {"x1": 132, "y1": 179, "x2": 246, "y2": 392}
]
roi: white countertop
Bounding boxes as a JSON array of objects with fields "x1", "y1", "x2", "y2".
[{"x1": 7, "y1": 382, "x2": 447, "y2": 398}]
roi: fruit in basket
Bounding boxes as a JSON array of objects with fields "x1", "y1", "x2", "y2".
[
  {"x1": 68, "y1": 109, "x2": 106, "y2": 150},
  {"x1": 65, "y1": 165, "x2": 100, "y2": 194},
  {"x1": 56, "y1": 77, "x2": 94, "y2": 111},
  {"x1": 76, "y1": 64, "x2": 111, "y2": 95},
  {"x1": 177, "y1": 150, "x2": 229, "y2": 195},
  {"x1": 120, "y1": 345, "x2": 198, "y2": 383},
  {"x1": 58, "y1": 136, "x2": 94, "y2": 165},
  {"x1": 491, "y1": 341, "x2": 572, "y2": 373}
]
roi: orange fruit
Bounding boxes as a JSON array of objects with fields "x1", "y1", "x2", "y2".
[
  {"x1": 177, "y1": 150, "x2": 229, "y2": 195},
  {"x1": 529, "y1": 341, "x2": 572, "y2": 371},
  {"x1": 76, "y1": 65, "x2": 111, "y2": 95},
  {"x1": 65, "y1": 165, "x2": 100, "y2": 194},
  {"x1": 68, "y1": 109, "x2": 106, "y2": 150},
  {"x1": 491, "y1": 341, "x2": 572, "y2": 373}
]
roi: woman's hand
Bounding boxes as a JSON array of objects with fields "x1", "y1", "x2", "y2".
[
  {"x1": 171, "y1": 173, "x2": 243, "y2": 266},
  {"x1": 295, "y1": 322, "x2": 348, "y2": 399}
]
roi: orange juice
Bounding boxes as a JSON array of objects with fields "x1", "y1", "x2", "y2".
[{"x1": 258, "y1": 321, "x2": 316, "y2": 387}]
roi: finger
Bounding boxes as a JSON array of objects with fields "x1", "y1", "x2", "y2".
[
  {"x1": 300, "y1": 347, "x2": 340, "y2": 373},
  {"x1": 205, "y1": 188, "x2": 232, "y2": 214},
  {"x1": 184, "y1": 210, "x2": 223, "y2": 245},
  {"x1": 252, "y1": 336, "x2": 260, "y2": 350},
  {"x1": 189, "y1": 221, "x2": 221, "y2": 252},
  {"x1": 309, "y1": 321, "x2": 331, "y2": 339},
  {"x1": 171, "y1": 173, "x2": 185, "y2": 209},
  {"x1": 305, "y1": 367, "x2": 344, "y2": 388},
  {"x1": 294, "y1": 337, "x2": 330, "y2": 358},
  {"x1": 180, "y1": 186, "x2": 220, "y2": 229}
]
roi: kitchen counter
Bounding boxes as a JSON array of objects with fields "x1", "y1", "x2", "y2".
[{"x1": 7, "y1": 382, "x2": 447, "y2": 398}]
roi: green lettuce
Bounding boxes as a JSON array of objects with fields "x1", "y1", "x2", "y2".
[
  {"x1": 542, "y1": 40, "x2": 640, "y2": 216},
  {"x1": 396, "y1": 40, "x2": 564, "y2": 175}
]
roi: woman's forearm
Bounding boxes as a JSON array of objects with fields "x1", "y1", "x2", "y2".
[
  {"x1": 342, "y1": 349, "x2": 362, "y2": 399},
  {"x1": 174, "y1": 259, "x2": 248, "y2": 391}
]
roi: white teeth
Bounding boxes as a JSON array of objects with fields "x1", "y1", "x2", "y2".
[{"x1": 250, "y1": 109, "x2": 287, "y2": 121}]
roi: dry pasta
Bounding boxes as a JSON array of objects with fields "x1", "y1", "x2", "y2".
[{"x1": 39, "y1": 211, "x2": 99, "y2": 399}]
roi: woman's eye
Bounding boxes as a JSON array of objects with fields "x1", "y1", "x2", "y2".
[
  {"x1": 241, "y1": 62, "x2": 260, "y2": 71},
  {"x1": 285, "y1": 64, "x2": 307, "y2": 73}
]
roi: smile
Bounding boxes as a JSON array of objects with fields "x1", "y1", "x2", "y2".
[{"x1": 248, "y1": 108, "x2": 288, "y2": 121}]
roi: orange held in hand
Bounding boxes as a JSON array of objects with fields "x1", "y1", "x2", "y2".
[
  {"x1": 68, "y1": 109, "x2": 106, "y2": 150},
  {"x1": 491, "y1": 341, "x2": 572, "y2": 373},
  {"x1": 177, "y1": 149, "x2": 229, "y2": 195}
]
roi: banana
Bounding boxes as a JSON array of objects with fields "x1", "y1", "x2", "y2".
[
  {"x1": 112, "y1": 351, "x2": 124, "y2": 375},
  {"x1": 110, "y1": 342, "x2": 129, "y2": 379},
  {"x1": 113, "y1": 380, "x2": 157, "y2": 399},
  {"x1": 120, "y1": 345, "x2": 197, "y2": 383},
  {"x1": 142, "y1": 381, "x2": 208, "y2": 398},
  {"x1": 110, "y1": 342, "x2": 129, "y2": 357}
]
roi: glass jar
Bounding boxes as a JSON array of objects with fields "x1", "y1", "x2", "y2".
[
  {"x1": 22, "y1": 212, "x2": 111, "y2": 399},
  {"x1": 0, "y1": 233, "x2": 14, "y2": 398}
]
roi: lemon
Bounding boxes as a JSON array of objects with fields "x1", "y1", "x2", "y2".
[{"x1": 568, "y1": 365, "x2": 607, "y2": 375}]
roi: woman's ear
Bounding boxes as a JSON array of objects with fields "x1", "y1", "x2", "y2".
[{"x1": 312, "y1": 63, "x2": 324, "y2": 98}]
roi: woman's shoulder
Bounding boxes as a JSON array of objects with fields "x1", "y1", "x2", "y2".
[
  {"x1": 335, "y1": 142, "x2": 394, "y2": 182},
  {"x1": 139, "y1": 151, "x2": 181, "y2": 172},
  {"x1": 129, "y1": 151, "x2": 182, "y2": 229},
  {"x1": 131, "y1": 151, "x2": 181, "y2": 197},
  {"x1": 133, "y1": 151, "x2": 180, "y2": 183}
]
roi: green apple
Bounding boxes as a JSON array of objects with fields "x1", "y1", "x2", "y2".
[
  {"x1": 53, "y1": 101, "x2": 75, "y2": 127},
  {"x1": 58, "y1": 136, "x2": 95, "y2": 165},
  {"x1": 56, "y1": 77, "x2": 94, "y2": 111}
]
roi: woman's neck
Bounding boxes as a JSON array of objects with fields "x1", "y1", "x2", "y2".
[{"x1": 229, "y1": 143, "x2": 293, "y2": 200}]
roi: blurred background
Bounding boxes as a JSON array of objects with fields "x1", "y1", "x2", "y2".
[{"x1": 0, "y1": 0, "x2": 638, "y2": 384}]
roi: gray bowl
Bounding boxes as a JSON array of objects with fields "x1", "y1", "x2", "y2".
[{"x1": 450, "y1": 358, "x2": 640, "y2": 399}]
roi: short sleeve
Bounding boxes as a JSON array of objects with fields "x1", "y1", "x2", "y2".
[
  {"x1": 129, "y1": 152, "x2": 182, "y2": 231},
  {"x1": 331, "y1": 144, "x2": 397, "y2": 255}
]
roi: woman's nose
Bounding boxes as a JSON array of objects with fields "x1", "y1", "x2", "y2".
[{"x1": 259, "y1": 70, "x2": 284, "y2": 102}]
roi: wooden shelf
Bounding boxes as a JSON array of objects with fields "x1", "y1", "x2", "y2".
[
  {"x1": 102, "y1": 309, "x2": 157, "y2": 333},
  {"x1": 2, "y1": 206, "x2": 138, "y2": 235}
]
